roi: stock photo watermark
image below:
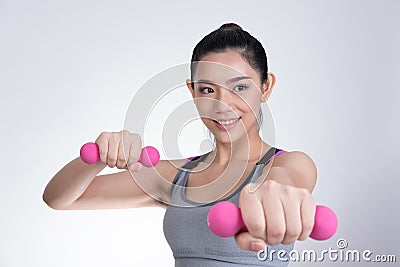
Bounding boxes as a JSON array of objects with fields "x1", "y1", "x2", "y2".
[{"x1": 257, "y1": 238, "x2": 397, "y2": 263}]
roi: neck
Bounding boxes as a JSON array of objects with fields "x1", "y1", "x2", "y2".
[{"x1": 210, "y1": 131, "x2": 271, "y2": 167}]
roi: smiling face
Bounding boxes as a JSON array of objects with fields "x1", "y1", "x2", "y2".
[{"x1": 187, "y1": 50, "x2": 274, "y2": 145}]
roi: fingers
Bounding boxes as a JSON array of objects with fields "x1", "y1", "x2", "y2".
[
  {"x1": 262, "y1": 186, "x2": 286, "y2": 246},
  {"x1": 126, "y1": 132, "x2": 142, "y2": 172},
  {"x1": 279, "y1": 188, "x2": 316, "y2": 244},
  {"x1": 237, "y1": 180, "x2": 316, "y2": 251},
  {"x1": 96, "y1": 132, "x2": 110, "y2": 165},
  {"x1": 239, "y1": 184, "x2": 266, "y2": 241},
  {"x1": 95, "y1": 130, "x2": 143, "y2": 170},
  {"x1": 280, "y1": 188, "x2": 302, "y2": 245},
  {"x1": 128, "y1": 133, "x2": 142, "y2": 166},
  {"x1": 234, "y1": 231, "x2": 266, "y2": 252},
  {"x1": 299, "y1": 192, "x2": 316, "y2": 240},
  {"x1": 116, "y1": 137, "x2": 127, "y2": 169},
  {"x1": 127, "y1": 162, "x2": 143, "y2": 172},
  {"x1": 106, "y1": 133, "x2": 120, "y2": 168}
]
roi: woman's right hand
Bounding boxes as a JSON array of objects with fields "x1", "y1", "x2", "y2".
[{"x1": 95, "y1": 130, "x2": 143, "y2": 172}]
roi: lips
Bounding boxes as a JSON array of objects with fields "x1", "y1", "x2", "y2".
[{"x1": 213, "y1": 117, "x2": 241, "y2": 130}]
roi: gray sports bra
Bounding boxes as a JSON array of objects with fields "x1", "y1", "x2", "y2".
[{"x1": 163, "y1": 147, "x2": 294, "y2": 266}]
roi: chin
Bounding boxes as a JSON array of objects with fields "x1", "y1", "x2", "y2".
[
  {"x1": 205, "y1": 118, "x2": 254, "y2": 144},
  {"x1": 214, "y1": 130, "x2": 247, "y2": 145}
]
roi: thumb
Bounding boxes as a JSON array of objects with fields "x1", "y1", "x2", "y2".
[
  {"x1": 128, "y1": 162, "x2": 143, "y2": 172},
  {"x1": 234, "y1": 231, "x2": 266, "y2": 252}
]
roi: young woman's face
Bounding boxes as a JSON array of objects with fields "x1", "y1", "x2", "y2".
[{"x1": 187, "y1": 50, "x2": 269, "y2": 144}]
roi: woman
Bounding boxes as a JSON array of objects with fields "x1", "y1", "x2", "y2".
[{"x1": 43, "y1": 23, "x2": 317, "y2": 266}]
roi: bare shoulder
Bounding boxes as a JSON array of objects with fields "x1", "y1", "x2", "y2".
[
  {"x1": 147, "y1": 158, "x2": 188, "y2": 207},
  {"x1": 270, "y1": 150, "x2": 318, "y2": 191},
  {"x1": 271, "y1": 150, "x2": 317, "y2": 169},
  {"x1": 153, "y1": 158, "x2": 188, "y2": 183},
  {"x1": 151, "y1": 158, "x2": 186, "y2": 184}
]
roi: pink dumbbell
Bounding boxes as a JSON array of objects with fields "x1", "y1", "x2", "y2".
[
  {"x1": 80, "y1": 142, "x2": 160, "y2": 167},
  {"x1": 207, "y1": 201, "x2": 337, "y2": 241}
]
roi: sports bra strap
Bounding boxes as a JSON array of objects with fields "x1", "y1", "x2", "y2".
[
  {"x1": 256, "y1": 147, "x2": 285, "y2": 165},
  {"x1": 183, "y1": 147, "x2": 285, "y2": 170},
  {"x1": 181, "y1": 151, "x2": 213, "y2": 170}
]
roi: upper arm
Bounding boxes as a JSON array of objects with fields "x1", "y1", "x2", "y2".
[
  {"x1": 64, "y1": 159, "x2": 184, "y2": 210},
  {"x1": 270, "y1": 151, "x2": 318, "y2": 192}
]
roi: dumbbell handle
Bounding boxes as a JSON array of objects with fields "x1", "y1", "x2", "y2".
[
  {"x1": 79, "y1": 142, "x2": 160, "y2": 167},
  {"x1": 207, "y1": 201, "x2": 337, "y2": 241}
]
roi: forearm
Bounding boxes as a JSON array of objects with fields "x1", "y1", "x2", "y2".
[{"x1": 42, "y1": 157, "x2": 106, "y2": 209}]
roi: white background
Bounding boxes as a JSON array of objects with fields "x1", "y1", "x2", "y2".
[{"x1": 1, "y1": 0, "x2": 399, "y2": 266}]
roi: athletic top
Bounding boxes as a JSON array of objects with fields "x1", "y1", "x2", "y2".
[{"x1": 163, "y1": 147, "x2": 294, "y2": 266}]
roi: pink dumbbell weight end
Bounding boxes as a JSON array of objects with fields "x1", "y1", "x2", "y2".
[
  {"x1": 80, "y1": 142, "x2": 160, "y2": 167},
  {"x1": 208, "y1": 201, "x2": 337, "y2": 241}
]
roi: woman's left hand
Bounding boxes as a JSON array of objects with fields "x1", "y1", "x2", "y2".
[{"x1": 235, "y1": 167, "x2": 316, "y2": 252}]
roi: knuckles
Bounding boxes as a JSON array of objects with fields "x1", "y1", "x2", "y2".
[
  {"x1": 124, "y1": 131, "x2": 141, "y2": 142},
  {"x1": 246, "y1": 220, "x2": 265, "y2": 236},
  {"x1": 260, "y1": 179, "x2": 279, "y2": 193},
  {"x1": 99, "y1": 130, "x2": 142, "y2": 168},
  {"x1": 240, "y1": 179, "x2": 315, "y2": 247},
  {"x1": 298, "y1": 188, "x2": 310, "y2": 198},
  {"x1": 284, "y1": 225, "x2": 301, "y2": 240},
  {"x1": 260, "y1": 180, "x2": 311, "y2": 201},
  {"x1": 302, "y1": 219, "x2": 314, "y2": 234},
  {"x1": 267, "y1": 226, "x2": 286, "y2": 242},
  {"x1": 117, "y1": 154, "x2": 126, "y2": 162}
]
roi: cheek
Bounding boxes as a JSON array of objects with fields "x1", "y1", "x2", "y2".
[
  {"x1": 202, "y1": 118, "x2": 215, "y2": 130},
  {"x1": 239, "y1": 95, "x2": 261, "y2": 117},
  {"x1": 194, "y1": 98, "x2": 216, "y2": 121},
  {"x1": 195, "y1": 101, "x2": 211, "y2": 117}
]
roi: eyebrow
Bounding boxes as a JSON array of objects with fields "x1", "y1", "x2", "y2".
[{"x1": 195, "y1": 76, "x2": 251, "y2": 85}]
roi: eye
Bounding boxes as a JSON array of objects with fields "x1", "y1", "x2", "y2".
[
  {"x1": 233, "y1": 85, "x2": 248, "y2": 92},
  {"x1": 200, "y1": 87, "x2": 214, "y2": 94}
]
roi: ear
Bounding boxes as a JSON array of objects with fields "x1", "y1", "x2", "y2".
[
  {"x1": 186, "y1": 79, "x2": 195, "y2": 98},
  {"x1": 261, "y1": 73, "x2": 276, "y2": 102}
]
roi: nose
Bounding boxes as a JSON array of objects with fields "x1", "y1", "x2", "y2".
[{"x1": 214, "y1": 87, "x2": 236, "y2": 113}]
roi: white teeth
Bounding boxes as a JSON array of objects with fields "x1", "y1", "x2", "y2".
[{"x1": 217, "y1": 118, "x2": 239, "y2": 125}]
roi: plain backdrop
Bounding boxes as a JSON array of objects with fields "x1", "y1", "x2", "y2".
[{"x1": 1, "y1": 0, "x2": 399, "y2": 266}]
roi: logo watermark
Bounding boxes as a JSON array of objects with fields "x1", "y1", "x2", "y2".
[{"x1": 257, "y1": 238, "x2": 397, "y2": 263}]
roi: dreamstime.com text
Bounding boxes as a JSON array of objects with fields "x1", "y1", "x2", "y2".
[{"x1": 257, "y1": 238, "x2": 397, "y2": 263}]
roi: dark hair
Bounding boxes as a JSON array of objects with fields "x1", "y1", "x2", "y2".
[{"x1": 190, "y1": 23, "x2": 268, "y2": 87}]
